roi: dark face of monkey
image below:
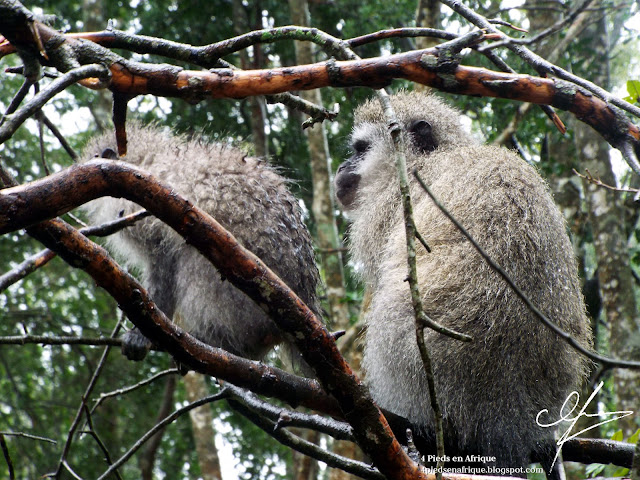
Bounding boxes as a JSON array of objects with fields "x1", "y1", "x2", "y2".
[
  {"x1": 336, "y1": 120, "x2": 437, "y2": 210},
  {"x1": 335, "y1": 92, "x2": 592, "y2": 473}
]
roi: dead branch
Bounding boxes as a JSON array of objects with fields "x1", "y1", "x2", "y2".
[
  {"x1": 0, "y1": 2, "x2": 639, "y2": 171},
  {"x1": 0, "y1": 159, "x2": 425, "y2": 479},
  {"x1": 574, "y1": 168, "x2": 640, "y2": 195}
]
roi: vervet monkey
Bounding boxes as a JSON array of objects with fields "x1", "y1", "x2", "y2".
[
  {"x1": 82, "y1": 124, "x2": 320, "y2": 361},
  {"x1": 335, "y1": 92, "x2": 592, "y2": 470}
]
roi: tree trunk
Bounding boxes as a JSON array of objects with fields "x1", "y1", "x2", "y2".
[
  {"x1": 233, "y1": 0, "x2": 268, "y2": 157},
  {"x1": 183, "y1": 372, "x2": 224, "y2": 480},
  {"x1": 576, "y1": 13, "x2": 640, "y2": 436},
  {"x1": 288, "y1": 1, "x2": 357, "y2": 477},
  {"x1": 287, "y1": 0, "x2": 349, "y2": 333},
  {"x1": 140, "y1": 374, "x2": 177, "y2": 480},
  {"x1": 415, "y1": 0, "x2": 441, "y2": 49},
  {"x1": 413, "y1": 0, "x2": 441, "y2": 94}
]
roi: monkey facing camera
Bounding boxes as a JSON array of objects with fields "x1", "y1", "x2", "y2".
[
  {"x1": 335, "y1": 92, "x2": 592, "y2": 471},
  {"x1": 82, "y1": 124, "x2": 320, "y2": 362}
]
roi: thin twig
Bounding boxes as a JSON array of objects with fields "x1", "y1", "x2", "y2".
[
  {"x1": 413, "y1": 170, "x2": 640, "y2": 370},
  {"x1": 574, "y1": 168, "x2": 640, "y2": 195},
  {"x1": 97, "y1": 389, "x2": 230, "y2": 480},
  {"x1": 80, "y1": 405, "x2": 122, "y2": 480},
  {"x1": 91, "y1": 369, "x2": 179, "y2": 414},
  {"x1": 376, "y1": 89, "x2": 445, "y2": 480},
  {"x1": 53, "y1": 319, "x2": 123, "y2": 478},
  {"x1": 481, "y1": 0, "x2": 592, "y2": 50},
  {"x1": 0, "y1": 335, "x2": 122, "y2": 347},
  {"x1": 0, "y1": 431, "x2": 56, "y2": 444}
]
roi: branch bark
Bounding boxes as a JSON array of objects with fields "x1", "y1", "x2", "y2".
[
  {"x1": 0, "y1": 159, "x2": 426, "y2": 479},
  {"x1": 0, "y1": 2, "x2": 638, "y2": 170}
]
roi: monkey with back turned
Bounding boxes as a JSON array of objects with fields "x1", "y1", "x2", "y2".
[
  {"x1": 82, "y1": 124, "x2": 320, "y2": 362},
  {"x1": 335, "y1": 92, "x2": 592, "y2": 472}
]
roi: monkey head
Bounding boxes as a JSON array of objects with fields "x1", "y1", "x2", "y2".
[{"x1": 335, "y1": 92, "x2": 471, "y2": 214}]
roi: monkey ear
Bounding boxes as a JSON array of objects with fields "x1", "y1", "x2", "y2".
[
  {"x1": 100, "y1": 148, "x2": 119, "y2": 160},
  {"x1": 408, "y1": 119, "x2": 437, "y2": 154}
]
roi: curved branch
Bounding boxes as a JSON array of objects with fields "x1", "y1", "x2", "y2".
[
  {"x1": 0, "y1": 64, "x2": 109, "y2": 145},
  {"x1": 0, "y1": 159, "x2": 424, "y2": 479}
]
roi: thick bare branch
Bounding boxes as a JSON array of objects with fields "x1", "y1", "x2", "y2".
[
  {"x1": 0, "y1": 159, "x2": 425, "y2": 479},
  {"x1": 0, "y1": 6, "x2": 638, "y2": 167}
]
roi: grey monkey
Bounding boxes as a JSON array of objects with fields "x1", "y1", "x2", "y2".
[
  {"x1": 82, "y1": 124, "x2": 320, "y2": 361},
  {"x1": 335, "y1": 92, "x2": 592, "y2": 470}
]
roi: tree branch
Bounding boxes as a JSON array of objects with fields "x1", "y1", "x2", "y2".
[
  {"x1": 413, "y1": 170, "x2": 640, "y2": 371},
  {"x1": 0, "y1": 4, "x2": 638, "y2": 170},
  {"x1": 0, "y1": 159, "x2": 425, "y2": 479}
]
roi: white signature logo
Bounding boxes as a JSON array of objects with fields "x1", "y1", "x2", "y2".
[{"x1": 536, "y1": 381, "x2": 634, "y2": 468}]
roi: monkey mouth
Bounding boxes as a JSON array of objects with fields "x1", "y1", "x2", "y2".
[{"x1": 335, "y1": 171, "x2": 360, "y2": 209}]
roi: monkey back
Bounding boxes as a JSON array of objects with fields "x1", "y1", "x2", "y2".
[
  {"x1": 81, "y1": 123, "x2": 320, "y2": 360},
  {"x1": 339, "y1": 92, "x2": 592, "y2": 471}
]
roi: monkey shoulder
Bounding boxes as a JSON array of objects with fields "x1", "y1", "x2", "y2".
[{"x1": 415, "y1": 145, "x2": 561, "y2": 236}]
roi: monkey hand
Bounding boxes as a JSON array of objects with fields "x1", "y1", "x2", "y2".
[{"x1": 121, "y1": 328, "x2": 153, "y2": 361}]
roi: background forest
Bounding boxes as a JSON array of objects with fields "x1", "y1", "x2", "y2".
[{"x1": 1, "y1": 0, "x2": 639, "y2": 479}]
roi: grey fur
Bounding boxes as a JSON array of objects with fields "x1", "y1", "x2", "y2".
[
  {"x1": 82, "y1": 124, "x2": 320, "y2": 360},
  {"x1": 335, "y1": 92, "x2": 592, "y2": 468}
]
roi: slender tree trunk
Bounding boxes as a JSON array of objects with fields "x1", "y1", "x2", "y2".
[
  {"x1": 183, "y1": 372, "x2": 224, "y2": 480},
  {"x1": 287, "y1": 0, "x2": 349, "y2": 332},
  {"x1": 288, "y1": 1, "x2": 356, "y2": 478},
  {"x1": 233, "y1": 0, "x2": 268, "y2": 157},
  {"x1": 576, "y1": 13, "x2": 640, "y2": 436},
  {"x1": 140, "y1": 374, "x2": 177, "y2": 480},
  {"x1": 415, "y1": 0, "x2": 441, "y2": 49},
  {"x1": 412, "y1": 0, "x2": 441, "y2": 95}
]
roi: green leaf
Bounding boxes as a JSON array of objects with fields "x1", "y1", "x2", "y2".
[
  {"x1": 613, "y1": 467, "x2": 630, "y2": 477},
  {"x1": 611, "y1": 429, "x2": 624, "y2": 441},
  {"x1": 585, "y1": 463, "x2": 606, "y2": 477},
  {"x1": 626, "y1": 80, "x2": 640, "y2": 102}
]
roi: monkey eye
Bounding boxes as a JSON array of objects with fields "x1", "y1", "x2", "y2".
[
  {"x1": 351, "y1": 139, "x2": 371, "y2": 156},
  {"x1": 408, "y1": 119, "x2": 437, "y2": 153}
]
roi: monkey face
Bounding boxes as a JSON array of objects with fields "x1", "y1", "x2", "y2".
[
  {"x1": 335, "y1": 135, "x2": 369, "y2": 210},
  {"x1": 336, "y1": 115, "x2": 439, "y2": 212}
]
